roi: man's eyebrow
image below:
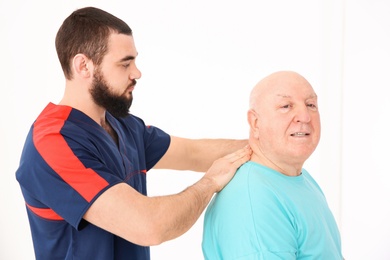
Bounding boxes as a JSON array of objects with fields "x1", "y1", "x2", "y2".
[
  {"x1": 119, "y1": 53, "x2": 138, "y2": 62},
  {"x1": 119, "y1": 56, "x2": 135, "y2": 62},
  {"x1": 276, "y1": 94, "x2": 291, "y2": 98},
  {"x1": 275, "y1": 93, "x2": 317, "y2": 98}
]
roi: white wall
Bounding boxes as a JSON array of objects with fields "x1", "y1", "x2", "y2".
[
  {"x1": 0, "y1": 0, "x2": 388, "y2": 259},
  {"x1": 341, "y1": 1, "x2": 390, "y2": 259}
]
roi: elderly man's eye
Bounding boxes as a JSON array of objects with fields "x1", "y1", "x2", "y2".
[{"x1": 307, "y1": 104, "x2": 318, "y2": 110}]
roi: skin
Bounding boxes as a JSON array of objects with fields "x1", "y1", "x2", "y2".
[
  {"x1": 247, "y1": 71, "x2": 321, "y2": 176},
  {"x1": 59, "y1": 32, "x2": 251, "y2": 246}
]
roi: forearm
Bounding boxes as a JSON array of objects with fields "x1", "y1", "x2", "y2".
[
  {"x1": 84, "y1": 180, "x2": 217, "y2": 247},
  {"x1": 190, "y1": 138, "x2": 248, "y2": 171},
  {"x1": 149, "y1": 176, "x2": 215, "y2": 244},
  {"x1": 154, "y1": 136, "x2": 248, "y2": 172}
]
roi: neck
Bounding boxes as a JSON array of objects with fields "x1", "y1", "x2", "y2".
[
  {"x1": 60, "y1": 95, "x2": 106, "y2": 127},
  {"x1": 250, "y1": 149, "x2": 303, "y2": 177},
  {"x1": 101, "y1": 118, "x2": 119, "y2": 146}
]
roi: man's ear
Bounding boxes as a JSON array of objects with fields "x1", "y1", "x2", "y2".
[
  {"x1": 247, "y1": 109, "x2": 260, "y2": 139},
  {"x1": 72, "y1": 54, "x2": 92, "y2": 78}
]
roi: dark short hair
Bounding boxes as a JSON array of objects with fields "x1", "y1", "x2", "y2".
[{"x1": 55, "y1": 7, "x2": 132, "y2": 79}]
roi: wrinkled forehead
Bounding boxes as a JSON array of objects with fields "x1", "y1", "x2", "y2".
[
  {"x1": 270, "y1": 82, "x2": 317, "y2": 100},
  {"x1": 250, "y1": 72, "x2": 317, "y2": 109}
]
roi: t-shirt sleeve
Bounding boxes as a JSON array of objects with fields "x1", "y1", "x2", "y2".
[
  {"x1": 125, "y1": 114, "x2": 170, "y2": 171},
  {"x1": 143, "y1": 124, "x2": 170, "y2": 170}
]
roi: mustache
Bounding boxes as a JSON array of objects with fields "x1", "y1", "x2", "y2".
[{"x1": 130, "y1": 79, "x2": 137, "y2": 87}]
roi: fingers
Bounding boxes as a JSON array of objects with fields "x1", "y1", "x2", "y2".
[
  {"x1": 231, "y1": 145, "x2": 252, "y2": 168},
  {"x1": 224, "y1": 145, "x2": 252, "y2": 162},
  {"x1": 206, "y1": 145, "x2": 252, "y2": 192}
]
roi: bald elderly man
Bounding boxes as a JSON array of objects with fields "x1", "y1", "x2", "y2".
[{"x1": 202, "y1": 71, "x2": 343, "y2": 259}]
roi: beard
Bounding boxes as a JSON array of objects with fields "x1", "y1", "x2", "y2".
[{"x1": 90, "y1": 68, "x2": 136, "y2": 118}]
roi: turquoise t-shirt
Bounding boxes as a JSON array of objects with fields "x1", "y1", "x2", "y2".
[{"x1": 202, "y1": 161, "x2": 343, "y2": 260}]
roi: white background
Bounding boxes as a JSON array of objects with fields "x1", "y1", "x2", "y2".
[{"x1": 1, "y1": 0, "x2": 389, "y2": 259}]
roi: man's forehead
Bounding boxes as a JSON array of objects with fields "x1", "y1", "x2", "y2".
[
  {"x1": 266, "y1": 80, "x2": 316, "y2": 99},
  {"x1": 107, "y1": 33, "x2": 137, "y2": 58}
]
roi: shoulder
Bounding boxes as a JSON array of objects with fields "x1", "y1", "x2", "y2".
[{"x1": 211, "y1": 162, "x2": 279, "y2": 211}]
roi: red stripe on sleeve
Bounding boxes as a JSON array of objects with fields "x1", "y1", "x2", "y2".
[
  {"x1": 33, "y1": 105, "x2": 109, "y2": 202},
  {"x1": 26, "y1": 203, "x2": 64, "y2": 221}
]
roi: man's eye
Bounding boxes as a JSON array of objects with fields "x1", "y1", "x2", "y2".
[
  {"x1": 281, "y1": 104, "x2": 290, "y2": 109},
  {"x1": 122, "y1": 64, "x2": 130, "y2": 68}
]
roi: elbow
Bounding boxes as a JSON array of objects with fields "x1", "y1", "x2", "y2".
[
  {"x1": 146, "y1": 235, "x2": 165, "y2": 246},
  {"x1": 129, "y1": 221, "x2": 170, "y2": 246},
  {"x1": 140, "y1": 230, "x2": 165, "y2": 246}
]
